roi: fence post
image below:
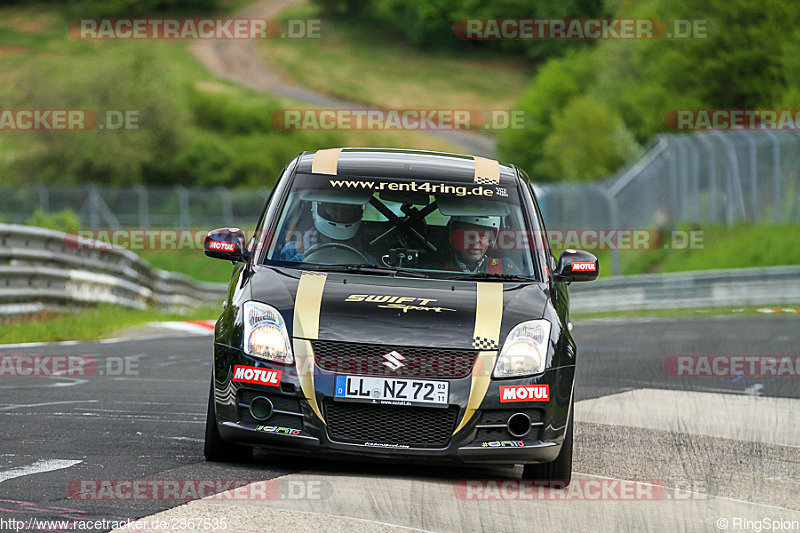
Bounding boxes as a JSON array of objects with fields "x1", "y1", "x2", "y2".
[
  {"x1": 688, "y1": 137, "x2": 701, "y2": 220},
  {"x1": 175, "y1": 185, "x2": 190, "y2": 229},
  {"x1": 136, "y1": 185, "x2": 149, "y2": 229},
  {"x1": 666, "y1": 137, "x2": 680, "y2": 229},
  {"x1": 736, "y1": 132, "x2": 758, "y2": 221},
  {"x1": 761, "y1": 131, "x2": 781, "y2": 222},
  {"x1": 680, "y1": 137, "x2": 691, "y2": 221},
  {"x1": 87, "y1": 185, "x2": 99, "y2": 228},
  {"x1": 595, "y1": 185, "x2": 620, "y2": 276},
  {"x1": 36, "y1": 185, "x2": 49, "y2": 214},
  {"x1": 218, "y1": 187, "x2": 233, "y2": 226},
  {"x1": 696, "y1": 133, "x2": 717, "y2": 223},
  {"x1": 710, "y1": 131, "x2": 748, "y2": 223}
]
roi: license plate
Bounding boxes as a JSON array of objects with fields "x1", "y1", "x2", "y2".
[{"x1": 334, "y1": 375, "x2": 449, "y2": 407}]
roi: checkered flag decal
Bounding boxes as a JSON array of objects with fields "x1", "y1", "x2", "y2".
[
  {"x1": 472, "y1": 336, "x2": 499, "y2": 350},
  {"x1": 474, "y1": 175, "x2": 498, "y2": 185}
]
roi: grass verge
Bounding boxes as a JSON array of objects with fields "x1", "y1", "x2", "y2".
[
  {"x1": 0, "y1": 305, "x2": 219, "y2": 344},
  {"x1": 137, "y1": 249, "x2": 237, "y2": 284},
  {"x1": 554, "y1": 223, "x2": 800, "y2": 278}
]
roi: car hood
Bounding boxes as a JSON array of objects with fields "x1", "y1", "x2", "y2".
[{"x1": 249, "y1": 266, "x2": 550, "y2": 349}]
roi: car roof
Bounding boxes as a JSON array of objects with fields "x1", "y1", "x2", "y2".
[{"x1": 295, "y1": 148, "x2": 519, "y2": 184}]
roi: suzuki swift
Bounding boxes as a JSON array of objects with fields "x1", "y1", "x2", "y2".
[{"x1": 202, "y1": 148, "x2": 598, "y2": 484}]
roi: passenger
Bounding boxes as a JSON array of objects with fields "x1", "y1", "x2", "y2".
[{"x1": 441, "y1": 215, "x2": 518, "y2": 274}]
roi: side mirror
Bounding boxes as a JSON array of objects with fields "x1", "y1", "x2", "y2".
[
  {"x1": 204, "y1": 228, "x2": 248, "y2": 263},
  {"x1": 554, "y1": 249, "x2": 598, "y2": 282}
]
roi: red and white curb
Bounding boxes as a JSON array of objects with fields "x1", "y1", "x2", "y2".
[
  {"x1": 756, "y1": 308, "x2": 800, "y2": 314},
  {"x1": 147, "y1": 320, "x2": 216, "y2": 335}
]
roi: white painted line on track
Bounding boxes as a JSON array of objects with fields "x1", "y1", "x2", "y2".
[
  {"x1": 0, "y1": 400, "x2": 97, "y2": 411},
  {"x1": 165, "y1": 437, "x2": 204, "y2": 443},
  {"x1": 0, "y1": 377, "x2": 90, "y2": 390},
  {"x1": 0, "y1": 334, "x2": 193, "y2": 350},
  {"x1": 0, "y1": 459, "x2": 82, "y2": 484}
]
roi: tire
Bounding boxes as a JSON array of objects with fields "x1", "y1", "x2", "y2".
[
  {"x1": 204, "y1": 379, "x2": 253, "y2": 462},
  {"x1": 521, "y1": 401, "x2": 573, "y2": 486}
]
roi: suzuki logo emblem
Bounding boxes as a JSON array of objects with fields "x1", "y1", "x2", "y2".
[{"x1": 382, "y1": 351, "x2": 405, "y2": 371}]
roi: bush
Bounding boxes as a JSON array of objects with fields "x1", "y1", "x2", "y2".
[
  {"x1": 7, "y1": 42, "x2": 345, "y2": 188},
  {"x1": 27, "y1": 209, "x2": 81, "y2": 233},
  {"x1": 313, "y1": 0, "x2": 606, "y2": 61},
  {"x1": 11, "y1": 44, "x2": 191, "y2": 185},
  {"x1": 497, "y1": 51, "x2": 593, "y2": 180},
  {"x1": 170, "y1": 130, "x2": 236, "y2": 187},
  {"x1": 540, "y1": 96, "x2": 641, "y2": 182},
  {"x1": 70, "y1": 0, "x2": 219, "y2": 17},
  {"x1": 189, "y1": 90, "x2": 278, "y2": 136}
]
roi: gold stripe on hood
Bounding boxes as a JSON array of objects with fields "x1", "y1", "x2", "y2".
[
  {"x1": 292, "y1": 271, "x2": 328, "y2": 423},
  {"x1": 453, "y1": 282, "x2": 503, "y2": 434}
]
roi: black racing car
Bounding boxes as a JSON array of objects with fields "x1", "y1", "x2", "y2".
[{"x1": 202, "y1": 148, "x2": 597, "y2": 484}]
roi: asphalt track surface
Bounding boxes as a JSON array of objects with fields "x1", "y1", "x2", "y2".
[{"x1": 1, "y1": 315, "x2": 798, "y2": 532}]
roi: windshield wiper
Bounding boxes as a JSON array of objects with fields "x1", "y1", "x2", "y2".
[
  {"x1": 444, "y1": 272, "x2": 535, "y2": 282},
  {"x1": 294, "y1": 263, "x2": 429, "y2": 278}
]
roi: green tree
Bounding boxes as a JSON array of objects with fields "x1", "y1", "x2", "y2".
[{"x1": 541, "y1": 96, "x2": 640, "y2": 182}]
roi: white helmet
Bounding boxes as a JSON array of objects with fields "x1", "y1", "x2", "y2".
[{"x1": 312, "y1": 201, "x2": 363, "y2": 240}]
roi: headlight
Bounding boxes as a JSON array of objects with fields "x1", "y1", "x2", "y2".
[
  {"x1": 493, "y1": 320, "x2": 551, "y2": 378},
  {"x1": 243, "y1": 301, "x2": 293, "y2": 364}
]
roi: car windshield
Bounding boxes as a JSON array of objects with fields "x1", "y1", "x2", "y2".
[{"x1": 262, "y1": 172, "x2": 541, "y2": 279}]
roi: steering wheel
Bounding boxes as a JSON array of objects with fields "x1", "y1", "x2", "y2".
[{"x1": 303, "y1": 242, "x2": 370, "y2": 264}]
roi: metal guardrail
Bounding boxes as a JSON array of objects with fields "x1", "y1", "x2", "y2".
[
  {"x1": 569, "y1": 265, "x2": 800, "y2": 312},
  {"x1": 0, "y1": 224, "x2": 227, "y2": 313},
  {"x1": 3, "y1": 224, "x2": 795, "y2": 316}
]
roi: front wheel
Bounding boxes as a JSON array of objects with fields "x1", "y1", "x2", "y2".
[
  {"x1": 204, "y1": 379, "x2": 253, "y2": 462},
  {"x1": 521, "y1": 401, "x2": 573, "y2": 486}
]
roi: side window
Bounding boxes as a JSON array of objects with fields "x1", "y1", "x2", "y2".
[
  {"x1": 250, "y1": 190, "x2": 273, "y2": 251},
  {"x1": 255, "y1": 163, "x2": 296, "y2": 263},
  {"x1": 528, "y1": 184, "x2": 556, "y2": 276}
]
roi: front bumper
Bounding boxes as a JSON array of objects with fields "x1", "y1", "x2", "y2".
[{"x1": 213, "y1": 343, "x2": 574, "y2": 466}]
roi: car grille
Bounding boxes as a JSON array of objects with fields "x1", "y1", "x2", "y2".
[
  {"x1": 324, "y1": 399, "x2": 459, "y2": 448},
  {"x1": 311, "y1": 340, "x2": 478, "y2": 378}
]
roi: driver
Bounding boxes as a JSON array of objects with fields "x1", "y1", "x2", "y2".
[
  {"x1": 441, "y1": 215, "x2": 518, "y2": 274},
  {"x1": 280, "y1": 201, "x2": 373, "y2": 263}
]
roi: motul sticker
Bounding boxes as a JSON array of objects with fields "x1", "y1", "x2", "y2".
[
  {"x1": 571, "y1": 262, "x2": 596, "y2": 272},
  {"x1": 208, "y1": 240, "x2": 235, "y2": 252},
  {"x1": 499, "y1": 384, "x2": 549, "y2": 402},
  {"x1": 232, "y1": 365, "x2": 282, "y2": 386}
]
